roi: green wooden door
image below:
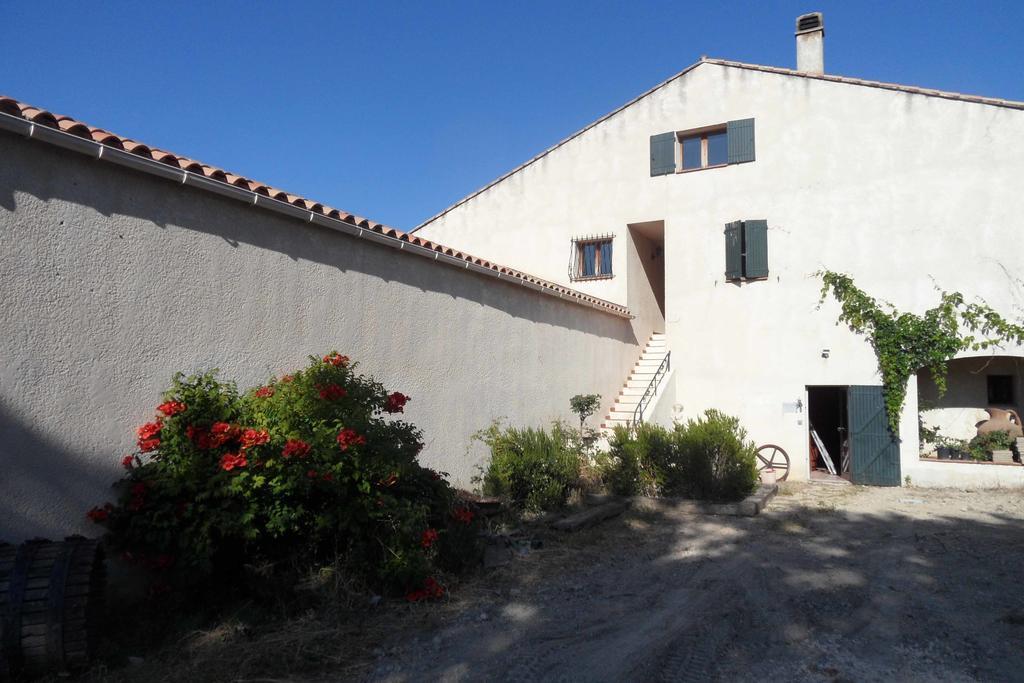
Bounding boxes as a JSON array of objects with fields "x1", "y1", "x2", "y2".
[{"x1": 848, "y1": 385, "x2": 901, "y2": 486}]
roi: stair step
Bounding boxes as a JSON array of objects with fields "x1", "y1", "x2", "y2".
[
  {"x1": 614, "y1": 396, "x2": 641, "y2": 406},
  {"x1": 626, "y1": 379, "x2": 654, "y2": 389},
  {"x1": 620, "y1": 387, "x2": 647, "y2": 396},
  {"x1": 608, "y1": 410, "x2": 638, "y2": 420},
  {"x1": 636, "y1": 359, "x2": 665, "y2": 367}
]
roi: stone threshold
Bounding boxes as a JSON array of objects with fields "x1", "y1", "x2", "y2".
[{"x1": 630, "y1": 483, "x2": 778, "y2": 517}]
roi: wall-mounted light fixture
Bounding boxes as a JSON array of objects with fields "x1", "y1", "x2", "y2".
[{"x1": 821, "y1": 349, "x2": 830, "y2": 359}]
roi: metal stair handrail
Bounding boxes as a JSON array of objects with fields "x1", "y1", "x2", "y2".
[{"x1": 632, "y1": 351, "x2": 670, "y2": 425}]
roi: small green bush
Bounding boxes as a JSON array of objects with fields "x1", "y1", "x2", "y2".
[
  {"x1": 968, "y1": 429, "x2": 1015, "y2": 461},
  {"x1": 599, "y1": 423, "x2": 672, "y2": 497},
  {"x1": 672, "y1": 410, "x2": 759, "y2": 501},
  {"x1": 87, "y1": 353, "x2": 481, "y2": 600},
  {"x1": 477, "y1": 422, "x2": 582, "y2": 511},
  {"x1": 597, "y1": 411, "x2": 759, "y2": 502}
]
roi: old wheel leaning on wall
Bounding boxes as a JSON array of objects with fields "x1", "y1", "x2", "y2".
[{"x1": 0, "y1": 537, "x2": 105, "y2": 679}]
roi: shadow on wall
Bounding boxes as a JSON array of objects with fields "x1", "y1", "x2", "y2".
[
  {"x1": 0, "y1": 401, "x2": 111, "y2": 542},
  {"x1": 0, "y1": 135, "x2": 638, "y2": 347}
]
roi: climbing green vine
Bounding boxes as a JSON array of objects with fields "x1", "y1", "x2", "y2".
[{"x1": 816, "y1": 271, "x2": 1024, "y2": 432}]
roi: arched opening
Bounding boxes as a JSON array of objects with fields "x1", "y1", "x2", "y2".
[{"x1": 918, "y1": 355, "x2": 1024, "y2": 463}]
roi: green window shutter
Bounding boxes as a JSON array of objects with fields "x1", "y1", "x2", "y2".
[
  {"x1": 724, "y1": 221, "x2": 743, "y2": 279},
  {"x1": 650, "y1": 132, "x2": 676, "y2": 176},
  {"x1": 726, "y1": 118, "x2": 755, "y2": 164},
  {"x1": 743, "y1": 219, "x2": 769, "y2": 278}
]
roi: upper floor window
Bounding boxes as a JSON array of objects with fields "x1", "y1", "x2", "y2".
[
  {"x1": 570, "y1": 235, "x2": 613, "y2": 281},
  {"x1": 650, "y1": 118, "x2": 755, "y2": 176},
  {"x1": 682, "y1": 128, "x2": 728, "y2": 170},
  {"x1": 724, "y1": 219, "x2": 769, "y2": 281}
]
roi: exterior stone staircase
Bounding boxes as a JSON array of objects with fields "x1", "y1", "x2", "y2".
[{"x1": 601, "y1": 333, "x2": 668, "y2": 433}]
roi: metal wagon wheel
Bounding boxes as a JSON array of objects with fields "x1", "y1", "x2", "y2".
[{"x1": 755, "y1": 444, "x2": 790, "y2": 481}]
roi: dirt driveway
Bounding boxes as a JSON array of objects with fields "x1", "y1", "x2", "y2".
[{"x1": 366, "y1": 484, "x2": 1024, "y2": 682}]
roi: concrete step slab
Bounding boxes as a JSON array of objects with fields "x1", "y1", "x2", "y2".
[
  {"x1": 630, "y1": 484, "x2": 778, "y2": 517},
  {"x1": 551, "y1": 500, "x2": 629, "y2": 531}
]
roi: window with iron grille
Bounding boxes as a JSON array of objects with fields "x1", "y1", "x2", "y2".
[{"x1": 569, "y1": 235, "x2": 614, "y2": 281}]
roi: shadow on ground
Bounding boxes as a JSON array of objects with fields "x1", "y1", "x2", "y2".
[
  {"x1": 60, "y1": 486, "x2": 1024, "y2": 683},
  {"x1": 363, "y1": 486, "x2": 1024, "y2": 682}
]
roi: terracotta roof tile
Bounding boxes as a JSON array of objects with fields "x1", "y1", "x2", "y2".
[
  {"x1": 55, "y1": 116, "x2": 91, "y2": 138},
  {"x1": 0, "y1": 93, "x2": 630, "y2": 318}
]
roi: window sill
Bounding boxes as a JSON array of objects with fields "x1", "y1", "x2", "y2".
[
  {"x1": 571, "y1": 274, "x2": 614, "y2": 282},
  {"x1": 677, "y1": 163, "x2": 728, "y2": 175}
]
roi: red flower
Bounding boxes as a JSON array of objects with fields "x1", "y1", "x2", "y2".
[
  {"x1": 424, "y1": 577, "x2": 445, "y2": 598},
  {"x1": 157, "y1": 400, "x2": 186, "y2": 417},
  {"x1": 322, "y1": 472, "x2": 334, "y2": 482},
  {"x1": 210, "y1": 422, "x2": 240, "y2": 448},
  {"x1": 421, "y1": 528, "x2": 439, "y2": 548},
  {"x1": 121, "y1": 454, "x2": 136, "y2": 469},
  {"x1": 219, "y1": 452, "x2": 248, "y2": 471},
  {"x1": 323, "y1": 352, "x2": 350, "y2": 367},
  {"x1": 86, "y1": 504, "x2": 111, "y2": 523},
  {"x1": 186, "y1": 425, "x2": 213, "y2": 449},
  {"x1": 452, "y1": 507, "x2": 475, "y2": 524},
  {"x1": 306, "y1": 469, "x2": 318, "y2": 479},
  {"x1": 384, "y1": 392, "x2": 410, "y2": 414},
  {"x1": 255, "y1": 386, "x2": 274, "y2": 398},
  {"x1": 127, "y1": 482, "x2": 148, "y2": 511},
  {"x1": 336, "y1": 428, "x2": 366, "y2": 451},
  {"x1": 137, "y1": 421, "x2": 162, "y2": 440},
  {"x1": 406, "y1": 577, "x2": 445, "y2": 602},
  {"x1": 138, "y1": 438, "x2": 160, "y2": 453},
  {"x1": 281, "y1": 439, "x2": 311, "y2": 459},
  {"x1": 240, "y1": 428, "x2": 270, "y2": 449},
  {"x1": 318, "y1": 384, "x2": 348, "y2": 401},
  {"x1": 151, "y1": 554, "x2": 175, "y2": 570}
]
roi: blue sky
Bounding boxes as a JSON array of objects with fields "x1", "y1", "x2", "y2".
[{"x1": 4, "y1": 1, "x2": 1023, "y2": 229}]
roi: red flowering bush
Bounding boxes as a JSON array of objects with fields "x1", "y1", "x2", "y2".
[{"x1": 89, "y1": 353, "x2": 481, "y2": 597}]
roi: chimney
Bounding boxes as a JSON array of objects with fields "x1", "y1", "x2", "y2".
[{"x1": 795, "y1": 12, "x2": 824, "y2": 74}]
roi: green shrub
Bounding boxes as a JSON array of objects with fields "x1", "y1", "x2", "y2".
[
  {"x1": 599, "y1": 423, "x2": 673, "y2": 497},
  {"x1": 597, "y1": 411, "x2": 759, "y2": 502},
  {"x1": 672, "y1": 410, "x2": 759, "y2": 501},
  {"x1": 87, "y1": 352, "x2": 481, "y2": 600},
  {"x1": 968, "y1": 429, "x2": 1015, "y2": 461},
  {"x1": 477, "y1": 422, "x2": 581, "y2": 511}
]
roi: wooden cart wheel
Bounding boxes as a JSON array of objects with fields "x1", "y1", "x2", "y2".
[{"x1": 755, "y1": 444, "x2": 790, "y2": 481}]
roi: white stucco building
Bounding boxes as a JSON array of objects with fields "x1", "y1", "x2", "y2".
[
  {"x1": 415, "y1": 13, "x2": 1024, "y2": 488},
  {"x1": 2, "y1": 13, "x2": 1022, "y2": 541}
]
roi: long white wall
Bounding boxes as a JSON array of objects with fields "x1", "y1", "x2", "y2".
[
  {"x1": 0, "y1": 132, "x2": 640, "y2": 541},
  {"x1": 417, "y1": 61, "x2": 1024, "y2": 482}
]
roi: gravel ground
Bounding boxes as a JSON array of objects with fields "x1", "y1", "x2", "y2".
[{"x1": 364, "y1": 483, "x2": 1024, "y2": 682}]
